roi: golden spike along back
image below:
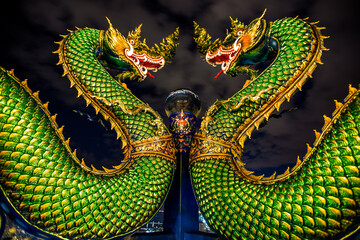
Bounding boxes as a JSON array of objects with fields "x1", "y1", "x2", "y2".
[
  {"x1": 190, "y1": 14, "x2": 360, "y2": 240},
  {"x1": 0, "y1": 16, "x2": 179, "y2": 239}
]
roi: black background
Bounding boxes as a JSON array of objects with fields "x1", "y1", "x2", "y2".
[{"x1": 0, "y1": 0, "x2": 359, "y2": 175}]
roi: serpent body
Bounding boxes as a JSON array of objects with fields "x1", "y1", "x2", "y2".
[
  {"x1": 192, "y1": 15, "x2": 360, "y2": 239},
  {"x1": 0, "y1": 22, "x2": 178, "y2": 239},
  {"x1": 0, "y1": 13, "x2": 359, "y2": 240}
]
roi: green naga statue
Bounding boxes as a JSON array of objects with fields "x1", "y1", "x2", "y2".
[
  {"x1": 191, "y1": 11, "x2": 360, "y2": 240},
  {"x1": 0, "y1": 11, "x2": 359, "y2": 240},
  {"x1": 0, "y1": 19, "x2": 179, "y2": 239}
]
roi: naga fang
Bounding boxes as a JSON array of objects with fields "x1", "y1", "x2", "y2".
[
  {"x1": 192, "y1": 11, "x2": 360, "y2": 240},
  {"x1": 0, "y1": 19, "x2": 178, "y2": 239}
]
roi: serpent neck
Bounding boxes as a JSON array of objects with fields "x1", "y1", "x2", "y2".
[
  {"x1": 201, "y1": 18, "x2": 324, "y2": 146},
  {"x1": 58, "y1": 28, "x2": 168, "y2": 142},
  {"x1": 0, "y1": 26, "x2": 176, "y2": 239}
]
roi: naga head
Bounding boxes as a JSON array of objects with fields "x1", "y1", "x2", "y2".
[
  {"x1": 99, "y1": 18, "x2": 179, "y2": 81},
  {"x1": 194, "y1": 10, "x2": 278, "y2": 78}
]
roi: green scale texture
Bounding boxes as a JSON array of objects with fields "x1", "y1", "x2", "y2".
[
  {"x1": 62, "y1": 28, "x2": 166, "y2": 141},
  {"x1": 203, "y1": 18, "x2": 315, "y2": 140},
  {"x1": 191, "y1": 93, "x2": 360, "y2": 239},
  {"x1": 191, "y1": 18, "x2": 360, "y2": 239},
  {"x1": 0, "y1": 29, "x2": 175, "y2": 240}
]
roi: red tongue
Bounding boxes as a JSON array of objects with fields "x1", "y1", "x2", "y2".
[
  {"x1": 214, "y1": 70, "x2": 224, "y2": 79},
  {"x1": 147, "y1": 72, "x2": 155, "y2": 78}
]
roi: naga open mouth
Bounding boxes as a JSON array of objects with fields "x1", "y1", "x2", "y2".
[
  {"x1": 125, "y1": 44, "x2": 165, "y2": 80},
  {"x1": 205, "y1": 37, "x2": 242, "y2": 78}
]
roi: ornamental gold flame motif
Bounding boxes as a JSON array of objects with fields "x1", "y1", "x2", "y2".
[{"x1": 0, "y1": 12, "x2": 360, "y2": 240}]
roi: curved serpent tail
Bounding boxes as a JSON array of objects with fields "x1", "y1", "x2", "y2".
[
  {"x1": 0, "y1": 22, "x2": 178, "y2": 239},
  {"x1": 192, "y1": 16, "x2": 360, "y2": 239}
]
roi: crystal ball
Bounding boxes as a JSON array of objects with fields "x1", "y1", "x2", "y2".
[{"x1": 164, "y1": 89, "x2": 201, "y2": 117}]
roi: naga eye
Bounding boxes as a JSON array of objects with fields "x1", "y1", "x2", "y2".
[
  {"x1": 237, "y1": 31, "x2": 243, "y2": 36},
  {"x1": 129, "y1": 39, "x2": 135, "y2": 45}
]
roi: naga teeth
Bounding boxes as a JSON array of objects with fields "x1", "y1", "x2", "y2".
[
  {"x1": 134, "y1": 58, "x2": 140, "y2": 65},
  {"x1": 125, "y1": 48, "x2": 165, "y2": 77},
  {"x1": 233, "y1": 38, "x2": 241, "y2": 51},
  {"x1": 127, "y1": 44, "x2": 134, "y2": 56}
]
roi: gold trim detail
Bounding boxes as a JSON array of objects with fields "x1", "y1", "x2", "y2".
[
  {"x1": 189, "y1": 134, "x2": 234, "y2": 165},
  {"x1": 132, "y1": 135, "x2": 177, "y2": 164}
]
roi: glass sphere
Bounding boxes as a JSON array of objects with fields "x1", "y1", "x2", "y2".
[{"x1": 165, "y1": 89, "x2": 201, "y2": 117}]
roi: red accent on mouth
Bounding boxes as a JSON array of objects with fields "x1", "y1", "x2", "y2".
[
  {"x1": 206, "y1": 46, "x2": 237, "y2": 65},
  {"x1": 214, "y1": 70, "x2": 224, "y2": 79},
  {"x1": 138, "y1": 57, "x2": 164, "y2": 69},
  {"x1": 125, "y1": 49, "x2": 165, "y2": 78},
  {"x1": 147, "y1": 72, "x2": 155, "y2": 78},
  {"x1": 205, "y1": 39, "x2": 242, "y2": 74},
  {"x1": 127, "y1": 54, "x2": 165, "y2": 69},
  {"x1": 209, "y1": 55, "x2": 231, "y2": 65}
]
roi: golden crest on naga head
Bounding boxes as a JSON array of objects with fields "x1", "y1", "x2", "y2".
[
  {"x1": 101, "y1": 17, "x2": 179, "y2": 81},
  {"x1": 241, "y1": 9, "x2": 268, "y2": 52},
  {"x1": 104, "y1": 17, "x2": 130, "y2": 57}
]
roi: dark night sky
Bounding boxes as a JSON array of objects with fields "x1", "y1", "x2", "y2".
[{"x1": 0, "y1": 0, "x2": 359, "y2": 175}]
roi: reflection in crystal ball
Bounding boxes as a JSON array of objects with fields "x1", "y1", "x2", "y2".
[{"x1": 164, "y1": 89, "x2": 201, "y2": 117}]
